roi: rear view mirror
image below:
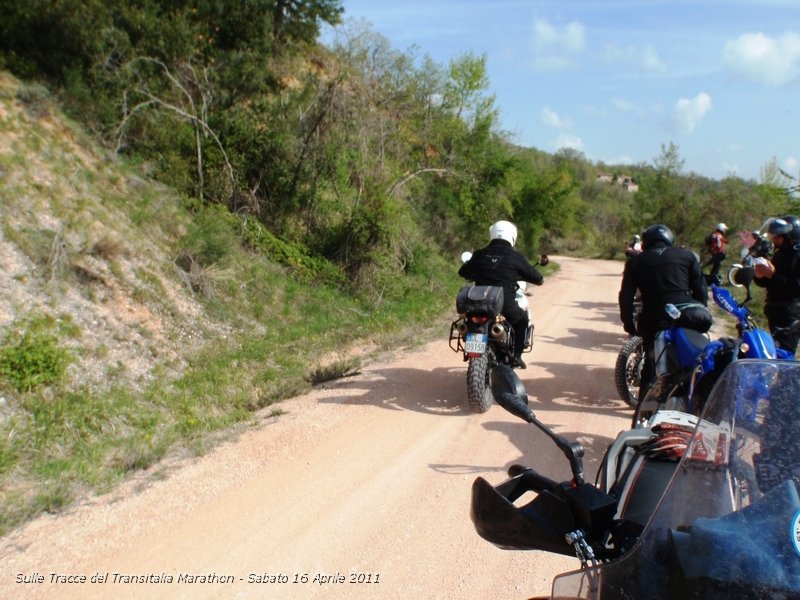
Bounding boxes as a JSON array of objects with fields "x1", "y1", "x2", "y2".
[{"x1": 490, "y1": 364, "x2": 534, "y2": 422}]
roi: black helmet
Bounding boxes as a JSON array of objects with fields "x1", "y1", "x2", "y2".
[
  {"x1": 767, "y1": 217, "x2": 792, "y2": 236},
  {"x1": 766, "y1": 215, "x2": 800, "y2": 243},
  {"x1": 641, "y1": 224, "x2": 675, "y2": 249},
  {"x1": 782, "y1": 215, "x2": 800, "y2": 242}
]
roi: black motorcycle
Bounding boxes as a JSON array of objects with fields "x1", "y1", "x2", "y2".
[
  {"x1": 449, "y1": 255, "x2": 547, "y2": 413},
  {"x1": 471, "y1": 360, "x2": 800, "y2": 599}
]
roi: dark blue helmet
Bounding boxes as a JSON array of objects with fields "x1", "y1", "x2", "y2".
[{"x1": 767, "y1": 215, "x2": 800, "y2": 243}]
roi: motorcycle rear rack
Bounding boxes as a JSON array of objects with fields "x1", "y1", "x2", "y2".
[{"x1": 448, "y1": 318, "x2": 534, "y2": 355}]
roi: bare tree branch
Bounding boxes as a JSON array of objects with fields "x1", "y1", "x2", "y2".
[
  {"x1": 387, "y1": 168, "x2": 453, "y2": 198},
  {"x1": 118, "y1": 57, "x2": 236, "y2": 200}
]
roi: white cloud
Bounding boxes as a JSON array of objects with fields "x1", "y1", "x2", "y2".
[
  {"x1": 723, "y1": 31, "x2": 800, "y2": 85},
  {"x1": 785, "y1": 156, "x2": 800, "y2": 173},
  {"x1": 530, "y1": 18, "x2": 586, "y2": 70},
  {"x1": 671, "y1": 92, "x2": 712, "y2": 133},
  {"x1": 541, "y1": 107, "x2": 572, "y2": 129}
]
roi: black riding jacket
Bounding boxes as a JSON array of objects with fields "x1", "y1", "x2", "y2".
[
  {"x1": 458, "y1": 239, "x2": 543, "y2": 314},
  {"x1": 754, "y1": 243, "x2": 800, "y2": 306},
  {"x1": 619, "y1": 242, "x2": 707, "y2": 340}
]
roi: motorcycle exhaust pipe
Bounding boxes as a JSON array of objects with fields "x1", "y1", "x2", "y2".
[
  {"x1": 490, "y1": 322, "x2": 507, "y2": 340},
  {"x1": 457, "y1": 320, "x2": 468, "y2": 335}
]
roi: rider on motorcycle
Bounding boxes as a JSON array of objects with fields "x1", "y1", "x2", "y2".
[
  {"x1": 618, "y1": 224, "x2": 708, "y2": 398},
  {"x1": 458, "y1": 220, "x2": 544, "y2": 369}
]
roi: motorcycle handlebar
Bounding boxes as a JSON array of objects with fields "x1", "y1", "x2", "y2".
[{"x1": 496, "y1": 465, "x2": 560, "y2": 503}]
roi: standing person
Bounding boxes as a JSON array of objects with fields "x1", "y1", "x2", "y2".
[
  {"x1": 618, "y1": 224, "x2": 708, "y2": 398},
  {"x1": 625, "y1": 234, "x2": 642, "y2": 258},
  {"x1": 753, "y1": 215, "x2": 800, "y2": 354},
  {"x1": 707, "y1": 223, "x2": 729, "y2": 283},
  {"x1": 458, "y1": 220, "x2": 544, "y2": 369}
]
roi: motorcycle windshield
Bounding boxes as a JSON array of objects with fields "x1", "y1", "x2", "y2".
[{"x1": 552, "y1": 359, "x2": 800, "y2": 600}]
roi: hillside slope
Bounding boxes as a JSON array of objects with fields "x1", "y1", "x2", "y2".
[
  {"x1": 0, "y1": 70, "x2": 457, "y2": 535},
  {"x1": 0, "y1": 71, "x2": 229, "y2": 394},
  {"x1": 0, "y1": 71, "x2": 281, "y2": 533}
]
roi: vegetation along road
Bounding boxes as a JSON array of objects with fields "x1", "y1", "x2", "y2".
[{"x1": 2, "y1": 256, "x2": 633, "y2": 599}]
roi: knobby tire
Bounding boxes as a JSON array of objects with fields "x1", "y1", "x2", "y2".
[
  {"x1": 615, "y1": 336, "x2": 644, "y2": 408},
  {"x1": 466, "y1": 352, "x2": 493, "y2": 413}
]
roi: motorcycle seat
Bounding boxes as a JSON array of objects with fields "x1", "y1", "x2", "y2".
[{"x1": 674, "y1": 328, "x2": 711, "y2": 368}]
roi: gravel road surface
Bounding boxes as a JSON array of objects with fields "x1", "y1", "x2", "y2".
[{"x1": 1, "y1": 256, "x2": 633, "y2": 600}]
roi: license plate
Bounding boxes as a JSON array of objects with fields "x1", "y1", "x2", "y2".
[{"x1": 465, "y1": 332, "x2": 488, "y2": 356}]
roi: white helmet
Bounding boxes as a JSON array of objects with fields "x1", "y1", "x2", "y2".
[
  {"x1": 716, "y1": 223, "x2": 728, "y2": 233},
  {"x1": 489, "y1": 220, "x2": 518, "y2": 246}
]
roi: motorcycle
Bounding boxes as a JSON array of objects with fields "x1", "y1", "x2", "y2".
[
  {"x1": 687, "y1": 268, "x2": 796, "y2": 420},
  {"x1": 471, "y1": 360, "x2": 800, "y2": 599},
  {"x1": 637, "y1": 266, "x2": 798, "y2": 427},
  {"x1": 630, "y1": 302, "x2": 714, "y2": 428},
  {"x1": 449, "y1": 253, "x2": 547, "y2": 413}
]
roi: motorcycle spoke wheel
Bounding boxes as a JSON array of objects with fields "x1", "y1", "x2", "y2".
[{"x1": 615, "y1": 336, "x2": 644, "y2": 408}]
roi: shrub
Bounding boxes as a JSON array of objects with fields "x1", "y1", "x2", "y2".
[{"x1": 0, "y1": 327, "x2": 71, "y2": 392}]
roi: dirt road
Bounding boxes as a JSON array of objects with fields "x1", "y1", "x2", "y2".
[{"x1": 1, "y1": 256, "x2": 632, "y2": 600}]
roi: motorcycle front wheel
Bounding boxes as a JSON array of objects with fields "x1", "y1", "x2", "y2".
[
  {"x1": 466, "y1": 352, "x2": 493, "y2": 413},
  {"x1": 615, "y1": 336, "x2": 644, "y2": 408}
]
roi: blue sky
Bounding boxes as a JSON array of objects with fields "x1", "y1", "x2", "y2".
[{"x1": 324, "y1": 0, "x2": 800, "y2": 182}]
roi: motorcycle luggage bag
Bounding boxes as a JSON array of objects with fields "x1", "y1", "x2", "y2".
[
  {"x1": 456, "y1": 285, "x2": 504, "y2": 316},
  {"x1": 674, "y1": 303, "x2": 713, "y2": 333}
]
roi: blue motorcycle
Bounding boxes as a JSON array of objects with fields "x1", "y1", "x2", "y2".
[
  {"x1": 634, "y1": 265, "x2": 798, "y2": 428},
  {"x1": 687, "y1": 267, "x2": 796, "y2": 421},
  {"x1": 630, "y1": 302, "x2": 714, "y2": 428}
]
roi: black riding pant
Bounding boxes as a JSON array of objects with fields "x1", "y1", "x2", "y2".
[
  {"x1": 765, "y1": 303, "x2": 800, "y2": 355},
  {"x1": 709, "y1": 253, "x2": 725, "y2": 279},
  {"x1": 502, "y1": 303, "x2": 528, "y2": 358}
]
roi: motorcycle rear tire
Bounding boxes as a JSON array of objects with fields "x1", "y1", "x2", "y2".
[
  {"x1": 466, "y1": 353, "x2": 493, "y2": 413},
  {"x1": 615, "y1": 336, "x2": 644, "y2": 408}
]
